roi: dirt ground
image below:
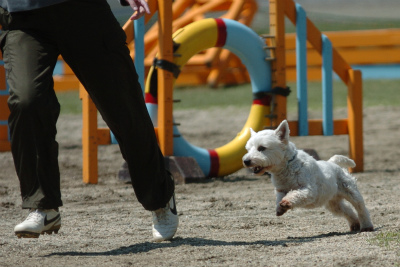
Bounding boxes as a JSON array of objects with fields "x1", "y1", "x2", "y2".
[{"x1": 0, "y1": 105, "x2": 399, "y2": 267}]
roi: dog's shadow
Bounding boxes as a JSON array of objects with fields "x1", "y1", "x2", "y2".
[{"x1": 43, "y1": 231, "x2": 364, "y2": 257}]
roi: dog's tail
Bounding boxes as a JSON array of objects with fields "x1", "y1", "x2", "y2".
[{"x1": 328, "y1": 155, "x2": 356, "y2": 168}]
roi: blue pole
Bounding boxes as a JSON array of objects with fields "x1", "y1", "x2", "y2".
[
  {"x1": 295, "y1": 4, "x2": 308, "y2": 136},
  {"x1": 134, "y1": 17, "x2": 145, "y2": 95},
  {"x1": 322, "y1": 34, "x2": 333, "y2": 136}
]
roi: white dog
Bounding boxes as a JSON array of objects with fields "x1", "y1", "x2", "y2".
[{"x1": 242, "y1": 120, "x2": 374, "y2": 232}]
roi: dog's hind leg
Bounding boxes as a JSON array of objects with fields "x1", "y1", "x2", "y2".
[
  {"x1": 342, "y1": 190, "x2": 374, "y2": 232},
  {"x1": 338, "y1": 180, "x2": 374, "y2": 232},
  {"x1": 326, "y1": 197, "x2": 360, "y2": 231}
]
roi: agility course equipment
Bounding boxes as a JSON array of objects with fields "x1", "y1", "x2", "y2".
[
  {"x1": 53, "y1": 27, "x2": 400, "y2": 90},
  {"x1": 285, "y1": 28, "x2": 400, "y2": 81},
  {"x1": 77, "y1": 0, "x2": 368, "y2": 184},
  {"x1": 145, "y1": 18, "x2": 271, "y2": 177},
  {"x1": 54, "y1": 0, "x2": 258, "y2": 90},
  {"x1": 127, "y1": 0, "x2": 258, "y2": 88},
  {"x1": 0, "y1": 0, "x2": 380, "y2": 183},
  {"x1": 267, "y1": 0, "x2": 363, "y2": 170}
]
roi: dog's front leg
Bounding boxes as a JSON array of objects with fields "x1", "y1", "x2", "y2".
[
  {"x1": 275, "y1": 190, "x2": 288, "y2": 216},
  {"x1": 279, "y1": 187, "x2": 314, "y2": 214}
]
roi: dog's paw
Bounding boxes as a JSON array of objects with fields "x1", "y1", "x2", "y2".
[
  {"x1": 276, "y1": 200, "x2": 292, "y2": 216},
  {"x1": 276, "y1": 207, "x2": 287, "y2": 216},
  {"x1": 350, "y1": 222, "x2": 360, "y2": 232},
  {"x1": 360, "y1": 226, "x2": 374, "y2": 232},
  {"x1": 279, "y1": 199, "x2": 292, "y2": 209}
]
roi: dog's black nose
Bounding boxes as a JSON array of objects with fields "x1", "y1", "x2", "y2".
[{"x1": 243, "y1": 159, "x2": 251, "y2": 166}]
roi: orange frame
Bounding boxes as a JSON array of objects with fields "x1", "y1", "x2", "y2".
[{"x1": 269, "y1": 0, "x2": 363, "y2": 172}]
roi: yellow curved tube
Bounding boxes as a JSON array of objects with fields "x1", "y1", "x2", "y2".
[
  {"x1": 215, "y1": 104, "x2": 269, "y2": 176},
  {"x1": 145, "y1": 18, "x2": 271, "y2": 177}
]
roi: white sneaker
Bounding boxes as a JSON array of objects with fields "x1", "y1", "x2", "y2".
[
  {"x1": 14, "y1": 209, "x2": 61, "y2": 238},
  {"x1": 152, "y1": 194, "x2": 179, "y2": 242}
]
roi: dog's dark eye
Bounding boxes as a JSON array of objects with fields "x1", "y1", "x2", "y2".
[{"x1": 258, "y1": 146, "x2": 266, "y2": 152}]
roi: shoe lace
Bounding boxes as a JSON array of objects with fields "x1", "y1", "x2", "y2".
[{"x1": 25, "y1": 209, "x2": 44, "y2": 222}]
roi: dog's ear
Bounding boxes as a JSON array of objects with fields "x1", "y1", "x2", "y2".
[
  {"x1": 275, "y1": 120, "x2": 290, "y2": 144},
  {"x1": 250, "y1": 128, "x2": 256, "y2": 137}
]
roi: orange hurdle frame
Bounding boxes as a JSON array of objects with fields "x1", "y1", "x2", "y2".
[{"x1": 268, "y1": 0, "x2": 363, "y2": 172}]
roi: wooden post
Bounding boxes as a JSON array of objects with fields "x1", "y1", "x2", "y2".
[
  {"x1": 157, "y1": 0, "x2": 174, "y2": 156},
  {"x1": 347, "y1": 69, "x2": 364, "y2": 172},
  {"x1": 269, "y1": 0, "x2": 287, "y2": 126},
  {"x1": 80, "y1": 84, "x2": 99, "y2": 184}
]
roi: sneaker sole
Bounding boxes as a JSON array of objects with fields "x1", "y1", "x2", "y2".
[{"x1": 15, "y1": 225, "x2": 61, "y2": 238}]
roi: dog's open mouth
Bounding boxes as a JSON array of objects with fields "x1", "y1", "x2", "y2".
[{"x1": 252, "y1": 166, "x2": 269, "y2": 174}]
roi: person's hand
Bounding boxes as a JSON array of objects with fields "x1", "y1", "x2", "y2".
[{"x1": 126, "y1": 0, "x2": 150, "y2": 20}]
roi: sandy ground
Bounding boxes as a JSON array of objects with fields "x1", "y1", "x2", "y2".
[{"x1": 0, "y1": 105, "x2": 399, "y2": 266}]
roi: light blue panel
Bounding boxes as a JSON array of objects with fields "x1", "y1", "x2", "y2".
[
  {"x1": 295, "y1": 3, "x2": 308, "y2": 136},
  {"x1": 350, "y1": 64, "x2": 400, "y2": 80},
  {"x1": 134, "y1": 17, "x2": 145, "y2": 95},
  {"x1": 110, "y1": 131, "x2": 118, "y2": 144},
  {"x1": 322, "y1": 34, "x2": 333, "y2": 136},
  {"x1": 146, "y1": 103, "x2": 158, "y2": 126},
  {"x1": 53, "y1": 60, "x2": 63, "y2": 75},
  {"x1": 222, "y1": 19, "x2": 271, "y2": 95}
]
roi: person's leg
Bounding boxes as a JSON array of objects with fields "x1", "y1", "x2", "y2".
[
  {"x1": 0, "y1": 9, "x2": 63, "y2": 238},
  {"x1": 1, "y1": 12, "x2": 62, "y2": 209},
  {"x1": 54, "y1": 0, "x2": 174, "y2": 211}
]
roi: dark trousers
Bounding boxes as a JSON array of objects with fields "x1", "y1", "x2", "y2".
[{"x1": 0, "y1": 0, "x2": 174, "y2": 211}]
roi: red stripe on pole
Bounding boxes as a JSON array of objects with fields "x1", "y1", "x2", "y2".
[
  {"x1": 215, "y1": 18, "x2": 227, "y2": 47},
  {"x1": 208, "y1": 149, "x2": 220, "y2": 177}
]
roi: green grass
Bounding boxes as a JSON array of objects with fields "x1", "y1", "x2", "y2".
[
  {"x1": 368, "y1": 231, "x2": 400, "y2": 249},
  {"x1": 173, "y1": 79, "x2": 400, "y2": 112},
  {"x1": 57, "y1": 91, "x2": 82, "y2": 114},
  {"x1": 368, "y1": 231, "x2": 400, "y2": 267},
  {"x1": 56, "y1": 79, "x2": 400, "y2": 115}
]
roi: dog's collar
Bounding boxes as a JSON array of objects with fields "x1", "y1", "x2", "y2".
[{"x1": 288, "y1": 151, "x2": 298, "y2": 164}]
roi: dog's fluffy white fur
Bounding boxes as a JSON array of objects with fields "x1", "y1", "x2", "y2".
[{"x1": 242, "y1": 120, "x2": 374, "y2": 232}]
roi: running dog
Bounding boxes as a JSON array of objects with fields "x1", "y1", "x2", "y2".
[{"x1": 242, "y1": 120, "x2": 374, "y2": 232}]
